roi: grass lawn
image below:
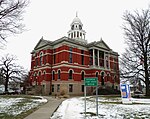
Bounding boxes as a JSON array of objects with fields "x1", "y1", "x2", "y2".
[{"x1": 0, "y1": 95, "x2": 47, "y2": 119}]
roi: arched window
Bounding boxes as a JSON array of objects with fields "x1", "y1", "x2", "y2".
[
  {"x1": 40, "y1": 52, "x2": 43, "y2": 66},
  {"x1": 43, "y1": 71, "x2": 46, "y2": 80},
  {"x1": 96, "y1": 72, "x2": 98, "y2": 78},
  {"x1": 52, "y1": 71, "x2": 55, "y2": 80},
  {"x1": 38, "y1": 71, "x2": 41, "y2": 76},
  {"x1": 38, "y1": 71, "x2": 41, "y2": 82},
  {"x1": 107, "y1": 73, "x2": 110, "y2": 82},
  {"x1": 69, "y1": 70, "x2": 73, "y2": 79},
  {"x1": 34, "y1": 72, "x2": 37, "y2": 81},
  {"x1": 58, "y1": 70, "x2": 61, "y2": 80},
  {"x1": 81, "y1": 71, "x2": 84, "y2": 80},
  {"x1": 34, "y1": 72, "x2": 37, "y2": 85}
]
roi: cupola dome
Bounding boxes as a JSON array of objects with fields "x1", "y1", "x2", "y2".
[
  {"x1": 71, "y1": 16, "x2": 83, "y2": 26},
  {"x1": 68, "y1": 13, "x2": 86, "y2": 43}
]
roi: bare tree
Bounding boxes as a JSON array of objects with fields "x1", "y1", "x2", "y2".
[
  {"x1": 0, "y1": 68, "x2": 5, "y2": 85},
  {"x1": 0, "y1": 54, "x2": 25, "y2": 93},
  {"x1": 120, "y1": 8, "x2": 150, "y2": 96},
  {"x1": 0, "y1": 0, "x2": 28, "y2": 46}
]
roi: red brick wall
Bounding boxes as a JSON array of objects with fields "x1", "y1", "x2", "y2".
[{"x1": 29, "y1": 44, "x2": 120, "y2": 88}]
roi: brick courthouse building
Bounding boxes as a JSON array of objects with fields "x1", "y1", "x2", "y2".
[{"x1": 29, "y1": 15, "x2": 120, "y2": 95}]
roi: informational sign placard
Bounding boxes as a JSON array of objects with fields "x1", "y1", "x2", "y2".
[
  {"x1": 120, "y1": 84, "x2": 132, "y2": 104},
  {"x1": 84, "y1": 77, "x2": 98, "y2": 86},
  {"x1": 84, "y1": 77, "x2": 98, "y2": 116}
]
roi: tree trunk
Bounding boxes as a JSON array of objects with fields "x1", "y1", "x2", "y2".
[
  {"x1": 144, "y1": 57, "x2": 150, "y2": 96},
  {"x1": 4, "y1": 76, "x2": 9, "y2": 93},
  {"x1": 145, "y1": 73, "x2": 150, "y2": 96}
]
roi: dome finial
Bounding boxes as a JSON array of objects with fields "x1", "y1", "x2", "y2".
[{"x1": 76, "y1": 11, "x2": 78, "y2": 17}]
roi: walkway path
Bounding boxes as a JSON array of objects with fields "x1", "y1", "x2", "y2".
[{"x1": 24, "y1": 96, "x2": 64, "y2": 119}]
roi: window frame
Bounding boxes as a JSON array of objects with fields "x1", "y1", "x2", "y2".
[
  {"x1": 69, "y1": 70, "x2": 73, "y2": 79},
  {"x1": 69, "y1": 84, "x2": 73, "y2": 92},
  {"x1": 58, "y1": 70, "x2": 61, "y2": 80}
]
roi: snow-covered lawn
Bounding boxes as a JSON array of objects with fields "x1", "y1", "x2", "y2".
[
  {"x1": 51, "y1": 96, "x2": 150, "y2": 119},
  {"x1": 0, "y1": 96, "x2": 47, "y2": 118}
]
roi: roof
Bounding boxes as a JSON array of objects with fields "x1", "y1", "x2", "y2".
[
  {"x1": 32, "y1": 36, "x2": 119, "y2": 56},
  {"x1": 71, "y1": 16, "x2": 83, "y2": 26}
]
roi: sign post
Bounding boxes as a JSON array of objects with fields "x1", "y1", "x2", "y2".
[{"x1": 84, "y1": 77, "x2": 98, "y2": 116}]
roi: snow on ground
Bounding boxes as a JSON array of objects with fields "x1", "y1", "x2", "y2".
[
  {"x1": 0, "y1": 96, "x2": 47, "y2": 116},
  {"x1": 51, "y1": 96, "x2": 150, "y2": 119}
]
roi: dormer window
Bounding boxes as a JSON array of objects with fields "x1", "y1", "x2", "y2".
[
  {"x1": 71, "y1": 25, "x2": 74, "y2": 30},
  {"x1": 79, "y1": 25, "x2": 82, "y2": 30}
]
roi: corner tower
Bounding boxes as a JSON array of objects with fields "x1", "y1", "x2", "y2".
[{"x1": 68, "y1": 13, "x2": 87, "y2": 43}]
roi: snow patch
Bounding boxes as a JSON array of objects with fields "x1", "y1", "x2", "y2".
[
  {"x1": 51, "y1": 97, "x2": 150, "y2": 119},
  {"x1": 0, "y1": 96, "x2": 47, "y2": 116}
]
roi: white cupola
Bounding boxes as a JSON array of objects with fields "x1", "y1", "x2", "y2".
[{"x1": 68, "y1": 13, "x2": 86, "y2": 43}]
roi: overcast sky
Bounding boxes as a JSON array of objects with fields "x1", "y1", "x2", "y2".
[{"x1": 1, "y1": 0, "x2": 150, "y2": 71}]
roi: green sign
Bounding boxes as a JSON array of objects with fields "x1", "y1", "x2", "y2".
[{"x1": 84, "y1": 77, "x2": 98, "y2": 86}]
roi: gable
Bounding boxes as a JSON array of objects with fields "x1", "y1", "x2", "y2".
[
  {"x1": 95, "y1": 40, "x2": 110, "y2": 50},
  {"x1": 34, "y1": 38, "x2": 50, "y2": 50}
]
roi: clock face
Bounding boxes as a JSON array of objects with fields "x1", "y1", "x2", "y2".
[
  {"x1": 71, "y1": 25, "x2": 74, "y2": 30},
  {"x1": 79, "y1": 25, "x2": 82, "y2": 30}
]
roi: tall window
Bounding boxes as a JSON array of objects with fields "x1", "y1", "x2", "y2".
[
  {"x1": 114, "y1": 63, "x2": 117, "y2": 71},
  {"x1": 113, "y1": 57, "x2": 117, "y2": 71},
  {"x1": 96, "y1": 72, "x2": 98, "y2": 78},
  {"x1": 34, "y1": 72, "x2": 37, "y2": 81},
  {"x1": 34, "y1": 73, "x2": 37, "y2": 83},
  {"x1": 81, "y1": 50, "x2": 84, "y2": 65},
  {"x1": 52, "y1": 71, "x2": 55, "y2": 80},
  {"x1": 89, "y1": 49, "x2": 93, "y2": 65},
  {"x1": 43, "y1": 56, "x2": 46, "y2": 64},
  {"x1": 101, "y1": 72, "x2": 105, "y2": 85},
  {"x1": 58, "y1": 70, "x2": 61, "y2": 80},
  {"x1": 40, "y1": 52, "x2": 43, "y2": 66},
  {"x1": 38, "y1": 71, "x2": 41, "y2": 77},
  {"x1": 53, "y1": 54, "x2": 56, "y2": 64},
  {"x1": 43, "y1": 71, "x2": 46, "y2": 80},
  {"x1": 95, "y1": 49, "x2": 98, "y2": 66},
  {"x1": 69, "y1": 84, "x2": 73, "y2": 92},
  {"x1": 69, "y1": 70, "x2": 73, "y2": 79},
  {"x1": 36, "y1": 58, "x2": 38, "y2": 66},
  {"x1": 53, "y1": 49, "x2": 56, "y2": 64},
  {"x1": 52, "y1": 85, "x2": 54, "y2": 92},
  {"x1": 57, "y1": 84, "x2": 60, "y2": 92},
  {"x1": 81, "y1": 71, "x2": 84, "y2": 80},
  {"x1": 81, "y1": 85, "x2": 84, "y2": 92},
  {"x1": 99, "y1": 51, "x2": 104, "y2": 67},
  {"x1": 105, "y1": 56, "x2": 109, "y2": 69},
  {"x1": 69, "y1": 47, "x2": 73, "y2": 63}
]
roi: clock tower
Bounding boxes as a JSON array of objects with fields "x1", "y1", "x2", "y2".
[{"x1": 68, "y1": 13, "x2": 87, "y2": 43}]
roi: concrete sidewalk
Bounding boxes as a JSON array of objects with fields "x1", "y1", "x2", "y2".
[{"x1": 24, "y1": 96, "x2": 64, "y2": 119}]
